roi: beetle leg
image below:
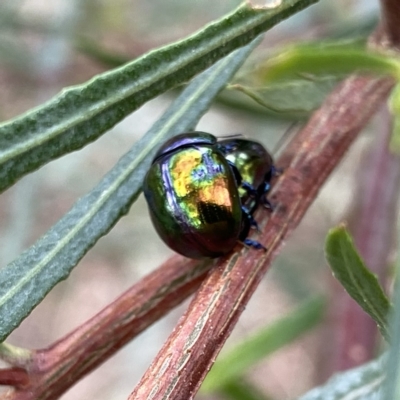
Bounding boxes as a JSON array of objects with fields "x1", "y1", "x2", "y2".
[
  {"x1": 241, "y1": 181, "x2": 258, "y2": 198},
  {"x1": 241, "y1": 206, "x2": 260, "y2": 231},
  {"x1": 238, "y1": 212, "x2": 266, "y2": 250},
  {"x1": 241, "y1": 238, "x2": 267, "y2": 252},
  {"x1": 239, "y1": 208, "x2": 266, "y2": 251}
]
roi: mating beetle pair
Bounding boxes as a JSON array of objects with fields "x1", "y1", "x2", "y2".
[{"x1": 143, "y1": 132, "x2": 276, "y2": 259}]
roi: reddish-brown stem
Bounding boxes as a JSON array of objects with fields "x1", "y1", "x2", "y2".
[
  {"x1": 0, "y1": 369, "x2": 29, "y2": 389},
  {"x1": 128, "y1": 76, "x2": 394, "y2": 399},
  {"x1": 379, "y1": 0, "x2": 400, "y2": 47}
]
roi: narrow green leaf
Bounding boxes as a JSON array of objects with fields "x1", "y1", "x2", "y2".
[
  {"x1": 201, "y1": 296, "x2": 325, "y2": 394},
  {"x1": 297, "y1": 355, "x2": 385, "y2": 400},
  {"x1": 255, "y1": 43, "x2": 400, "y2": 83},
  {"x1": 0, "y1": 0, "x2": 318, "y2": 193},
  {"x1": 0, "y1": 41, "x2": 259, "y2": 342},
  {"x1": 325, "y1": 225, "x2": 391, "y2": 341}
]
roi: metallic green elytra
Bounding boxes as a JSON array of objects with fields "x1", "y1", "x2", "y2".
[
  {"x1": 143, "y1": 132, "x2": 243, "y2": 258},
  {"x1": 143, "y1": 132, "x2": 276, "y2": 259}
]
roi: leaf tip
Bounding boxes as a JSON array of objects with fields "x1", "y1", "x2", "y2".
[{"x1": 325, "y1": 222, "x2": 349, "y2": 245}]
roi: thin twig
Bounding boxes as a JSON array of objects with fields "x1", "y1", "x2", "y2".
[{"x1": 0, "y1": 368, "x2": 29, "y2": 389}]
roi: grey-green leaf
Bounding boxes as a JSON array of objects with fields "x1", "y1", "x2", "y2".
[
  {"x1": 201, "y1": 296, "x2": 325, "y2": 394},
  {"x1": 297, "y1": 355, "x2": 385, "y2": 400},
  {"x1": 0, "y1": 41, "x2": 259, "y2": 343},
  {"x1": 0, "y1": 0, "x2": 318, "y2": 194},
  {"x1": 325, "y1": 225, "x2": 391, "y2": 341}
]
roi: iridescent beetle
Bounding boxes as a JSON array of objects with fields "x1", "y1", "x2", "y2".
[
  {"x1": 219, "y1": 137, "x2": 275, "y2": 215},
  {"x1": 143, "y1": 132, "x2": 276, "y2": 259}
]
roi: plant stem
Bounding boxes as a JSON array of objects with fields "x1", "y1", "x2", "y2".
[{"x1": 379, "y1": 0, "x2": 400, "y2": 47}]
